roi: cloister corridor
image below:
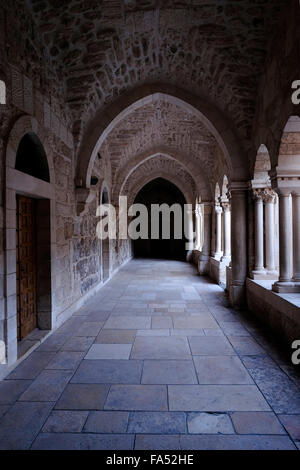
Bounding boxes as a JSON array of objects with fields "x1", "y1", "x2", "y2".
[{"x1": 0, "y1": 259, "x2": 299, "y2": 450}]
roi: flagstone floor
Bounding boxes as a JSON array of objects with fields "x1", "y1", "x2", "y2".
[{"x1": 0, "y1": 259, "x2": 300, "y2": 450}]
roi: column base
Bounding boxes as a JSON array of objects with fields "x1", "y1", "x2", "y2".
[
  {"x1": 272, "y1": 281, "x2": 300, "y2": 293},
  {"x1": 251, "y1": 269, "x2": 278, "y2": 280},
  {"x1": 198, "y1": 255, "x2": 210, "y2": 275},
  {"x1": 229, "y1": 283, "x2": 246, "y2": 308},
  {"x1": 213, "y1": 252, "x2": 223, "y2": 261},
  {"x1": 186, "y1": 250, "x2": 193, "y2": 263}
]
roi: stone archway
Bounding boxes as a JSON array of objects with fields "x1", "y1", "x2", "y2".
[{"x1": 76, "y1": 85, "x2": 247, "y2": 191}]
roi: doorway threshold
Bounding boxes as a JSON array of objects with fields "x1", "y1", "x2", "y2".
[{"x1": 17, "y1": 329, "x2": 51, "y2": 359}]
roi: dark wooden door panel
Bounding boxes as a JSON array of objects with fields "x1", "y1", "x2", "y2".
[{"x1": 17, "y1": 196, "x2": 37, "y2": 340}]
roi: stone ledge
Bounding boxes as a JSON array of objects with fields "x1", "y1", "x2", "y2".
[{"x1": 246, "y1": 278, "x2": 300, "y2": 344}]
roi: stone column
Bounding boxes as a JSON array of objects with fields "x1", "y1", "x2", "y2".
[
  {"x1": 221, "y1": 201, "x2": 231, "y2": 261},
  {"x1": 186, "y1": 207, "x2": 194, "y2": 262},
  {"x1": 292, "y1": 191, "x2": 300, "y2": 283},
  {"x1": 229, "y1": 183, "x2": 248, "y2": 307},
  {"x1": 194, "y1": 206, "x2": 201, "y2": 251},
  {"x1": 252, "y1": 189, "x2": 264, "y2": 274},
  {"x1": 214, "y1": 204, "x2": 223, "y2": 260},
  {"x1": 263, "y1": 189, "x2": 277, "y2": 274},
  {"x1": 198, "y1": 203, "x2": 212, "y2": 275},
  {"x1": 273, "y1": 190, "x2": 292, "y2": 291}
]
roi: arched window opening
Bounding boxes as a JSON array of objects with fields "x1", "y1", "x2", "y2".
[
  {"x1": 0, "y1": 79, "x2": 6, "y2": 105},
  {"x1": 15, "y1": 132, "x2": 50, "y2": 183}
]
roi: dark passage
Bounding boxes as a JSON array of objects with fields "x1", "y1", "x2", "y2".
[{"x1": 133, "y1": 178, "x2": 187, "y2": 260}]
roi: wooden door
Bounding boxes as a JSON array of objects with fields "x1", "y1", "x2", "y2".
[{"x1": 16, "y1": 196, "x2": 37, "y2": 340}]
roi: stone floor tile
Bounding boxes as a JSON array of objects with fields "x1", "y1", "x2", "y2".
[
  {"x1": 19, "y1": 370, "x2": 73, "y2": 402},
  {"x1": 95, "y1": 329, "x2": 136, "y2": 344},
  {"x1": 135, "y1": 434, "x2": 181, "y2": 450},
  {"x1": 188, "y1": 336, "x2": 235, "y2": 356},
  {"x1": 231, "y1": 411, "x2": 286, "y2": 435},
  {"x1": 152, "y1": 316, "x2": 173, "y2": 329},
  {"x1": 142, "y1": 360, "x2": 197, "y2": 385},
  {"x1": 131, "y1": 336, "x2": 191, "y2": 360},
  {"x1": 104, "y1": 316, "x2": 151, "y2": 330},
  {"x1": 0, "y1": 380, "x2": 32, "y2": 404},
  {"x1": 173, "y1": 315, "x2": 218, "y2": 329},
  {"x1": 179, "y1": 434, "x2": 296, "y2": 450},
  {"x1": 36, "y1": 335, "x2": 69, "y2": 352},
  {"x1": 128, "y1": 411, "x2": 187, "y2": 434},
  {"x1": 187, "y1": 412, "x2": 234, "y2": 434},
  {"x1": 248, "y1": 367, "x2": 300, "y2": 413},
  {"x1": 71, "y1": 359, "x2": 143, "y2": 384},
  {"x1": 168, "y1": 385, "x2": 270, "y2": 412},
  {"x1": 45, "y1": 351, "x2": 85, "y2": 370},
  {"x1": 171, "y1": 329, "x2": 204, "y2": 336},
  {"x1": 61, "y1": 336, "x2": 94, "y2": 352},
  {"x1": 194, "y1": 356, "x2": 253, "y2": 385},
  {"x1": 0, "y1": 405, "x2": 10, "y2": 419},
  {"x1": 42, "y1": 410, "x2": 89, "y2": 433},
  {"x1": 278, "y1": 414, "x2": 300, "y2": 440},
  {"x1": 31, "y1": 433, "x2": 134, "y2": 450},
  {"x1": 85, "y1": 343, "x2": 132, "y2": 360},
  {"x1": 83, "y1": 411, "x2": 129, "y2": 433},
  {"x1": 76, "y1": 322, "x2": 104, "y2": 337},
  {"x1": 241, "y1": 355, "x2": 278, "y2": 369},
  {"x1": 0, "y1": 401, "x2": 54, "y2": 449},
  {"x1": 55, "y1": 384, "x2": 110, "y2": 410},
  {"x1": 219, "y1": 322, "x2": 250, "y2": 336},
  {"x1": 137, "y1": 329, "x2": 170, "y2": 336},
  {"x1": 105, "y1": 385, "x2": 168, "y2": 411},
  {"x1": 6, "y1": 352, "x2": 56, "y2": 380},
  {"x1": 228, "y1": 337, "x2": 266, "y2": 355}
]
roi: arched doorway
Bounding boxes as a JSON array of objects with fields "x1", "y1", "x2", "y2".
[
  {"x1": 15, "y1": 133, "x2": 52, "y2": 341},
  {"x1": 133, "y1": 178, "x2": 187, "y2": 261}
]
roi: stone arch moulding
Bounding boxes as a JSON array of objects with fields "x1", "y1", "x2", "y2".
[
  {"x1": 113, "y1": 152, "x2": 209, "y2": 205},
  {"x1": 125, "y1": 171, "x2": 195, "y2": 209},
  {"x1": 76, "y1": 84, "x2": 247, "y2": 193},
  {"x1": 3, "y1": 115, "x2": 56, "y2": 368}
]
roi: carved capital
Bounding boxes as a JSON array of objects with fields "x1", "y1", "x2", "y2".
[
  {"x1": 252, "y1": 188, "x2": 264, "y2": 202},
  {"x1": 262, "y1": 188, "x2": 277, "y2": 204}
]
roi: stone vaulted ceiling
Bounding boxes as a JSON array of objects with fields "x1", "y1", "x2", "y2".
[
  {"x1": 99, "y1": 96, "x2": 222, "y2": 199},
  {"x1": 25, "y1": 0, "x2": 288, "y2": 150}
]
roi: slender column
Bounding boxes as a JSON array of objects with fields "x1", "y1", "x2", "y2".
[
  {"x1": 292, "y1": 191, "x2": 300, "y2": 282},
  {"x1": 263, "y1": 189, "x2": 276, "y2": 273},
  {"x1": 194, "y1": 206, "x2": 201, "y2": 251},
  {"x1": 214, "y1": 204, "x2": 223, "y2": 259},
  {"x1": 252, "y1": 189, "x2": 265, "y2": 273},
  {"x1": 198, "y1": 203, "x2": 212, "y2": 275},
  {"x1": 186, "y1": 207, "x2": 194, "y2": 261},
  {"x1": 221, "y1": 202, "x2": 231, "y2": 260},
  {"x1": 229, "y1": 183, "x2": 248, "y2": 307},
  {"x1": 273, "y1": 191, "x2": 292, "y2": 289}
]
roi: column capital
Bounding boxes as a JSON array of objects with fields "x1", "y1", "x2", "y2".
[
  {"x1": 215, "y1": 204, "x2": 223, "y2": 214},
  {"x1": 252, "y1": 188, "x2": 264, "y2": 202},
  {"x1": 221, "y1": 201, "x2": 231, "y2": 212},
  {"x1": 262, "y1": 188, "x2": 277, "y2": 204}
]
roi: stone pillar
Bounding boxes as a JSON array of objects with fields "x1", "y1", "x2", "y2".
[
  {"x1": 263, "y1": 189, "x2": 277, "y2": 274},
  {"x1": 292, "y1": 191, "x2": 300, "y2": 283},
  {"x1": 252, "y1": 189, "x2": 265, "y2": 274},
  {"x1": 273, "y1": 190, "x2": 293, "y2": 291},
  {"x1": 221, "y1": 202, "x2": 231, "y2": 261},
  {"x1": 229, "y1": 183, "x2": 248, "y2": 307},
  {"x1": 198, "y1": 203, "x2": 212, "y2": 275},
  {"x1": 214, "y1": 204, "x2": 223, "y2": 260},
  {"x1": 194, "y1": 206, "x2": 201, "y2": 251},
  {"x1": 186, "y1": 207, "x2": 194, "y2": 262}
]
